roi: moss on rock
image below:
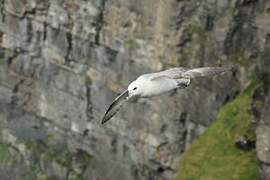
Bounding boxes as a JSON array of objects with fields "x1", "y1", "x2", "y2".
[
  {"x1": 176, "y1": 78, "x2": 261, "y2": 180},
  {"x1": 25, "y1": 140, "x2": 92, "y2": 180},
  {"x1": 0, "y1": 143, "x2": 12, "y2": 162}
]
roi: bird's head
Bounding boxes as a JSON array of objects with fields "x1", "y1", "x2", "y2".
[{"x1": 127, "y1": 79, "x2": 144, "y2": 98}]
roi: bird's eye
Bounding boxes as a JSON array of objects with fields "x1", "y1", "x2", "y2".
[{"x1": 133, "y1": 87, "x2": 137, "y2": 90}]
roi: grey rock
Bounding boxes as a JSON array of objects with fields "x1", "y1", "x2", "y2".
[
  {"x1": 257, "y1": 97, "x2": 270, "y2": 180},
  {"x1": 0, "y1": 0, "x2": 270, "y2": 180}
]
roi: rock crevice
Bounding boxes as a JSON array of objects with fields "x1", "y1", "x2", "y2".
[{"x1": 0, "y1": 0, "x2": 270, "y2": 180}]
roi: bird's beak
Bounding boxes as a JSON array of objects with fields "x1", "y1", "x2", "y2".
[
  {"x1": 126, "y1": 93, "x2": 139, "y2": 102},
  {"x1": 126, "y1": 92, "x2": 131, "y2": 100},
  {"x1": 127, "y1": 92, "x2": 138, "y2": 100}
]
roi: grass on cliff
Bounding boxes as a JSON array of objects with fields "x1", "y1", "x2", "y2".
[
  {"x1": 0, "y1": 143, "x2": 10, "y2": 162},
  {"x1": 177, "y1": 79, "x2": 260, "y2": 180}
]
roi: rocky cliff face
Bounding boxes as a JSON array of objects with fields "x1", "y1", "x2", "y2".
[{"x1": 0, "y1": 0, "x2": 270, "y2": 180}]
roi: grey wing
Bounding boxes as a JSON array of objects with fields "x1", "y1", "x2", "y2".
[
  {"x1": 101, "y1": 90, "x2": 129, "y2": 124},
  {"x1": 149, "y1": 67, "x2": 232, "y2": 80},
  {"x1": 183, "y1": 67, "x2": 233, "y2": 78},
  {"x1": 149, "y1": 67, "x2": 188, "y2": 80}
]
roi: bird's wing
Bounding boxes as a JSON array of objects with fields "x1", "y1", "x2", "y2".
[
  {"x1": 150, "y1": 67, "x2": 232, "y2": 80},
  {"x1": 101, "y1": 89, "x2": 129, "y2": 124},
  {"x1": 149, "y1": 67, "x2": 188, "y2": 80},
  {"x1": 183, "y1": 67, "x2": 233, "y2": 78}
]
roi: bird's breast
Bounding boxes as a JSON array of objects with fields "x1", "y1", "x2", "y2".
[{"x1": 142, "y1": 78, "x2": 178, "y2": 97}]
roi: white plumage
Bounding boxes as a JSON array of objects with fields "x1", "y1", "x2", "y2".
[{"x1": 102, "y1": 66, "x2": 232, "y2": 124}]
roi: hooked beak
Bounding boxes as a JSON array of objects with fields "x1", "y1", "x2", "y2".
[
  {"x1": 127, "y1": 91, "x2": 138, "y2": 100},
  {"x1": 126, "y1": 92, "x2": 131, "y2": 100},
  {"x1": 126, "y1": 92, "x2": 139, "y2": 102}
]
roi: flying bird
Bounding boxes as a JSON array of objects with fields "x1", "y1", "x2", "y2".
[{"x1": 101, "y1": 66, "x2": 233, "y2": 124}]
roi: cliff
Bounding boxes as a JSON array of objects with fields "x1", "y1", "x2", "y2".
[{"x1": 0, "y1": 0, "x2": 270, "y2": 180}]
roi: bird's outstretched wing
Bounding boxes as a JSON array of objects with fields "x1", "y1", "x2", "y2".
[
  {"x1": 149, "y1": 67, "x2": 187, "y2": 80},
  {"x1": 149, "y1": 67, "x2": 232, "y2": 80},
  {"x1": 101, "y1": 90, "x2": 129, "y2": 124},
  {"x1": 183, "y1": 67, "x2": 233, "y2": 78}
]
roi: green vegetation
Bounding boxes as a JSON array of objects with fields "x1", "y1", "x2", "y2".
[
  {"x1": 43, "y1": 144, "x2": 73, "y2": 167},
  {"x1": 176, "y1": 78, "x2": 261, "y2": 180},
  {"x1": 0, "y1": 143, "x2": 11, "y2": 162},
  {"x1": 0, "y1": 142, "x2": 38, "y2": 180},
  {"x1": 0, "y1": 126, "x2": 91, "y2": 180},
  {"x1": 127, "y1": 39, "x2": 140, "y2": 50},
  {"x1": 25, "y1": 140, "x2": 92, "y2": 179}
]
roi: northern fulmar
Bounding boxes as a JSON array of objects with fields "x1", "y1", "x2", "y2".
[{"x1": 102, "y1": 66, "x2": 233, "y2": 124}]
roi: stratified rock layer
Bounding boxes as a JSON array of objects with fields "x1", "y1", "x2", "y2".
[{"x1": 0, "y1": 0, "x2": 270, "y2": 180}]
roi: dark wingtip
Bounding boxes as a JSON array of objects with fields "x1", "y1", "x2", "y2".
[
  {"x1": 101, "y1": 114, "x2": 113, "y2": 125},
  {"x1": 101, "y1": 118, "x2": 108, "y2": 125}
]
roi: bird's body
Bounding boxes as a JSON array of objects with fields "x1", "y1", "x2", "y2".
[
  {"x1": 134, "y1": 74, "x2": 189, "y2": 97},
  {"x1": 102, "y1": 66, "x2": 233, "y2": 124}
]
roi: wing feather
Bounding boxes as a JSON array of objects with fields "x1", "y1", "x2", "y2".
[
  {"x1": 183, "y1": 67, "x2": 233, "y2": 78},
  {"x1": 149, "y1": 67, "x2": 187, "y2": 80},
  {"x1": 101, "y1": 90, "x2": 129, "y2": 124},
  {"x1": 149, "y1": 67, "x2": 232, "y2": 80}
]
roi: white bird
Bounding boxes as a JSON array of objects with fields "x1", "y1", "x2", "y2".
[{"x1": 101, "y1": 66, "x2": 233, "y2": 124}]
